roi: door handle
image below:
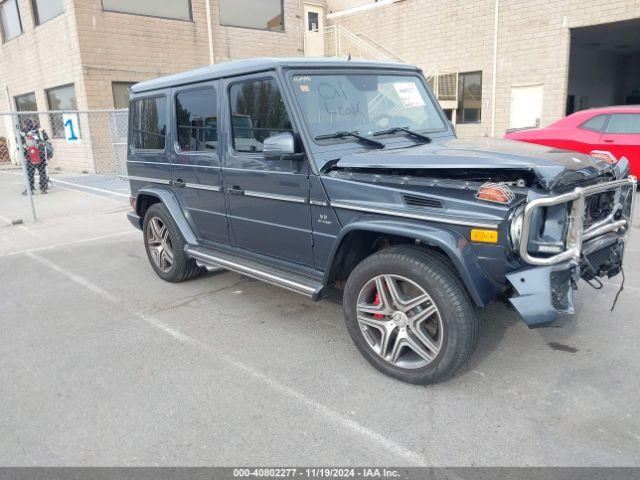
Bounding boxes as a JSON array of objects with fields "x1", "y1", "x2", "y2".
[
  {"x1": 172, "y1": 179, "x2": 185, "y2": 188},
  {"x1": 228, "y1": 186, "x2": 245, "y2": 195},
  {"x1": 603, "y1": 138, "x2": 615, "y2": 143}
]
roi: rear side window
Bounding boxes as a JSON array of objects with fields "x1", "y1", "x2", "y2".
[
  {"x1": 580, "y1": 114, "x2": 608, "y2": 132},
  {"x1": 176, "y1": 88, "x2": 218, "y2": 152},
  {"x1": 229, "y1": 78, "x2": 292, "y2": 153},
  {"x1": 606, "y1": 114, "x2": 640, "y2": 134},
  {"x1": 132, "y1": 96, "x2": 166, "y2": 150}
]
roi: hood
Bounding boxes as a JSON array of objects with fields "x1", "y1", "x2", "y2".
[{"x1": 334, "y1": 137, "x2": 614, "y2": 190}]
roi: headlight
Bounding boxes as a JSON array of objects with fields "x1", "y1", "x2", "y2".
[{"x1": 509, "y1": 205, "x2": 525, "y2": 250}]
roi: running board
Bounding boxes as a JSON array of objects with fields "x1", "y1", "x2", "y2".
[{"x1": 185, "y1": 246, "x2": 323, "y2": 298}]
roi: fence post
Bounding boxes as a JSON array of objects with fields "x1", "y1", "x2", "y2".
[
  {"x1": 83, "y1": 112, "x2": 97, "y2": 174},
  {"x1": 10, "y1": 113, "x2": 37, "y2": 222}
]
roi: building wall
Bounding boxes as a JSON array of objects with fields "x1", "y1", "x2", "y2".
[
  {"x1": 326, "y1": 0, "x2": 640, "y2": 137},
  {"x1": 210, "y1": 0, "x2": 304, "y2": 63},
  {"x1": 0, "y1": 0, "x2": 91, "y2": 172},
  {"x1": 72, "y1": 0, "x2": 303, "y2": 173},
  {"x1": 75, "y1": 0, "x2": 304, "y2": 110},
  {"x1": 74, "y1": 0, "x2": 211, "y2": 110}
]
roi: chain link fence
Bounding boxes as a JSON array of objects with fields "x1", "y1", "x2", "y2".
[{"x1": 0, "y1": 109, "x2": 129, "y2": 224}]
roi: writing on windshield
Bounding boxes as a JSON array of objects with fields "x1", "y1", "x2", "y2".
[{"x1": 292, "y1": 73, "x2": 445, "y2": 141}]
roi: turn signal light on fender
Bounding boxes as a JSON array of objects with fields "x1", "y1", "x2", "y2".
[
  {"x1": 476, "y1": 182, "x2": 515, "y2": 204},
  {"x1": 470, "y1": 229, "x2": 499, "y2": 244}
]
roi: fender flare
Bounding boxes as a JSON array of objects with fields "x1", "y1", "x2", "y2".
[
  {"x1": 323, "y1": 218, "x2": 501, "y2": 307},
  {"x1": 135, "y1": 187, "x2": 199, "y2": 246}
]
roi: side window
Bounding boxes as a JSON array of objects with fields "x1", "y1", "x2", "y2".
[
  {"x1": 580, "y1": 114, "x2": 608, "y2": 132},
  {"x1": 229, "y1": 78, "x2": 292, "y2": 153},
  {"x1": 132, "y1": 96, "x2": 166, "y2": 150},
  {"x1": 176, "y1": 88, "x2": 218, "y2": 152},
  {"x1": 606, "y1": 114, "x2": 640, "y2": 134}
]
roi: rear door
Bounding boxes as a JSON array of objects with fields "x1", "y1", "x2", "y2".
[
  {"x1": 222, "y1": 73, "x2": 314, "y2": 266},
  {"x1": 600, "y1": 113, "x2": 640, "y2": 174},
  {"x1": 170, "y1": 82, "x2": 228, "y2": 244},
  {"x1": 128, "y1": 93, "x2": 171, "y2": 189}
]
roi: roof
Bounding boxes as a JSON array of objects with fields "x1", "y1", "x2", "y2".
[
  {"x1": 130, "y1": 57, "x2": 418, "y2": 93},
  {"x1": 580, "y1": 105, "x2": 640, "y2": 114}
]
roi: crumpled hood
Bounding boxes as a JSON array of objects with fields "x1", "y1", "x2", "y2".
[{"x1": 335, "y1": 137, "x2": 615, "y2": 190}]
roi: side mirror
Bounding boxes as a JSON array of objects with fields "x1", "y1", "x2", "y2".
[{"x1": 263, "y1": 132, "x2": 297, "y2": 158}]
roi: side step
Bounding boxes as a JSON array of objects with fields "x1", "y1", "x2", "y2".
[{"x1": 186, "y1": 246, "x2": 324, "y2": 298}]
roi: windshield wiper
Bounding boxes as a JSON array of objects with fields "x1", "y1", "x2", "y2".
[
  {"x1": 315, "y1": 130, "x2": 384, "y2": 149},
  {"x1": 373, "y1": 126, "x2": 431, "y2": 143}
]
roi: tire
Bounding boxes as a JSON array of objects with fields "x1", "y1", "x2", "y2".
[
  {"x1": 142, "y1": 203, "x2": 203, "y2": 283},
  {"x1": 343, "y1": 245, "x2": 480, "y2": 384}
]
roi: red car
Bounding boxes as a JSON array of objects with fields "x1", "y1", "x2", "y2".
[{"x1": 504, "y1": 106, "x2": 640, "y2": 177}]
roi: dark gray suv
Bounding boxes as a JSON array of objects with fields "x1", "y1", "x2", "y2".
[{"x1": 126, "y1": 58, "x2": 636, "y2": 384}]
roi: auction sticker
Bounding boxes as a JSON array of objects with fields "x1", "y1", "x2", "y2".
[{"x1": 393, "y1": 82, "x2": 425, "y2": 108}]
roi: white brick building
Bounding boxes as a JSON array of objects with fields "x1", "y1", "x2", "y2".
[{"x1": 319, "y1": 0, "x2": 640, "y2": 137}]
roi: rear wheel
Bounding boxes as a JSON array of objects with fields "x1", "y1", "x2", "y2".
[
  {"x1": 343, "y1": 246, "x2": 480, "y2": 384},
  {"x1": 143, "y1": 203, "x2": 203, "y2": 282}
]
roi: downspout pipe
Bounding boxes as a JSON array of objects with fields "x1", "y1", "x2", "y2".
[
  {"x1": 491, "y1": 0, "x2": 499, "y2": 137},
  {"x1": 205, "y1": 0, "x2": 215, "y2": 64}
]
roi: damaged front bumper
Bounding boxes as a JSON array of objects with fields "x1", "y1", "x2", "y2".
[{"x1": 507, "y1": 176, "x2": 636, "y2": 327}]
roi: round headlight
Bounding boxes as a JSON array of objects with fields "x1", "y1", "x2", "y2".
[{"x1": 509, "y1": 205, "x2": 525, "y2": 251}]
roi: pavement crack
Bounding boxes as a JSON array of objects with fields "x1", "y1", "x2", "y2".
[{"x1": 145, "y1": 278, "x2": 251, "y2": 314}]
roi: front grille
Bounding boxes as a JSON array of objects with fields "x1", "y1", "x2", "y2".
[{"x1": 403, "y1": 195, "x2": 443, "y2": 209}]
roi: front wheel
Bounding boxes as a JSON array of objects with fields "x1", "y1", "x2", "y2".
[{"x1": 343, "y1": 246, "x2": 480, "y2": 384}]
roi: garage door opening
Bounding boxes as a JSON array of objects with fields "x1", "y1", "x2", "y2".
[{"x1": 567, "y1": 19, "x2": 640, "y2": 115}]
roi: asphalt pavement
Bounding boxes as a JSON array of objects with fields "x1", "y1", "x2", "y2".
[{"x1": 1, "y1": 170, "x2": 639, "y2": 466}]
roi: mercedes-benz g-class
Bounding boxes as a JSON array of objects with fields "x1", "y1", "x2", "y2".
[{"x1": 126, "y1": 58, "x2": 636, "y2": 384}]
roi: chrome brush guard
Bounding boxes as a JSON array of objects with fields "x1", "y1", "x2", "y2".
[{"x1": 519, "y1": 177, "x2": 637, "y2": 266}]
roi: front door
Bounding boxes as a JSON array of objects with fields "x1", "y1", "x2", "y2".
[
  {"x1": 303, "y1": 3, "x2": 325, "y2": 57},
  {"x1": 222, "y1": 74, "x2": 314, "y2": 266},
  {"x1": 510, "y1": 85, "x2": 544, "y2": 129},
  {"x1": 170, "y1": 82, "x2": 228, "y2": 244}
]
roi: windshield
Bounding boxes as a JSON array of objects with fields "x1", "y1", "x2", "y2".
[{"x1": 291, "y1": 73, "x2": 446, "y2": 141}]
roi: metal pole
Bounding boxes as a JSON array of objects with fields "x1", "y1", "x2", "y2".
[{"x1": 11, "y1": 113, "x2": 37, "y2": 222}]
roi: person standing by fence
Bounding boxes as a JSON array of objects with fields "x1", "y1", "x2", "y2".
[{"x1": 21, "y1": 120, "x2": 52, "y2": 195}]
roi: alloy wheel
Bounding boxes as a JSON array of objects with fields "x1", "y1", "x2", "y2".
[
  {"x1": 356, "y1": 274, "x2": 443, "y2": 369},
  {"x1": 147, "y1": 217, "x2": 174, "y2": 273}
]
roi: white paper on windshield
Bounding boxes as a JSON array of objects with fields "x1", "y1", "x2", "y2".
[{"x1": 393, "y1": 82, "x2": 425, "y2": 108}]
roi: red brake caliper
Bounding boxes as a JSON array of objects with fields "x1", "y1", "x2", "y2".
[{"x1": 373, "y1": 291, "x2": 384, "y2": 319}]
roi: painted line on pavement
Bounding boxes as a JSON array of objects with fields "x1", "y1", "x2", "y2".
[
  {"x1": 49, "y1": 178, "x2": 130, "y2": 198},
  {"x1": 26, "y1": 251, "x2": 425, "y2": 466},
  {"x1": 0, "y1": 230, "x2": 138, "y2": 258}
]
